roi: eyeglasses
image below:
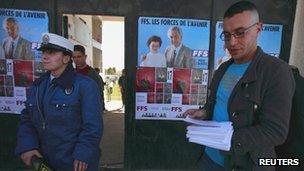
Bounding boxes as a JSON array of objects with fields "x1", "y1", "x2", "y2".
[{"x1": 220, "y1": 23, "x2": 258, "y2": 41}]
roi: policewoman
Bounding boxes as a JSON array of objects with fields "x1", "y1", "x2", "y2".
[{"x1": 15, "y1": 33, "x2": 103, "y2": 171}]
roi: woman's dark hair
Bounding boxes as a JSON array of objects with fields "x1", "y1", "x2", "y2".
[{"x1": 147, "y1": 35, "x2": 162, "y2": 47}]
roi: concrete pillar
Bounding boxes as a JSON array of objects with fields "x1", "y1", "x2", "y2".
[{"x1": 289, "y1": 0, "x2": 304, "y2": 76}]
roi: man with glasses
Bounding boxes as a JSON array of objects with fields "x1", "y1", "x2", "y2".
[{"x1": 184, "y1": 1, "x2": 295, "y2": 170}]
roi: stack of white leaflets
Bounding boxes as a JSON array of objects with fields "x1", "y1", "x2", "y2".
[{"x1": 184, "y1": 116, "x2": 233, "y2": 151}]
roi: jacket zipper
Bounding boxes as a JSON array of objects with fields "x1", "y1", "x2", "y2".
[{"x1": 36, "y1": 87, "x2": 46, "y2": 130}]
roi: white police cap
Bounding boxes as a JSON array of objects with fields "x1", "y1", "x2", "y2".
[{"x1": 38, "y1": 33, "x2": 74, "y2": 55}]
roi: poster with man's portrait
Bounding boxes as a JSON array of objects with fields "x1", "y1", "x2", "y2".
[
  {"x1": 0, "y1": 8, "x2": 48, "y2": 114},
  {"x1": 136, "y1": 16, "x2": 210, "y2": 120}
]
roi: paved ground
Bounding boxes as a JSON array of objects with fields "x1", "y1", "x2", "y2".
[{"x1": 100, "y1": 100, "x2": 125, "y2": 170}]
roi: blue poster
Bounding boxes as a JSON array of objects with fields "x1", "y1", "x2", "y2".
[
  {"x1": 0, "y1": 8, "x2": 49, "y2": 114},
  {"x1": 138, "y1": 17, "x2": 210, "y2": 69},
  {"x1": 214, "y1": 21, "x2": 283, "y2": 70},
  {"x1": 136, "y1": 17, "x2": 210, "y2": 120}
]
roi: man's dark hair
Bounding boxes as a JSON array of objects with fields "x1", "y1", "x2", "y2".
[
  {"x1": 5, "y1": 17, "x2": 18, "y2": 24},
  {"x1": 94, "y1": 68, "x2": 100, "y2": 73},
  {"x1": 147, "y1": 35, "x2": 162, "y2": 47},
  {"x1": 224, "y1": 1, "x2": 259, "y2": 18},
  {"x1": 3, "y1": 17, "x2": 18, "y2": 29},
  {"x1": 74, "y1": 44, "x2": 85, "y2": 54}
]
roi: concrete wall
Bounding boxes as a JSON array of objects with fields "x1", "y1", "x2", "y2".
[{"x1": 63, "y1": 14, "x2": 94, "y2": 66}]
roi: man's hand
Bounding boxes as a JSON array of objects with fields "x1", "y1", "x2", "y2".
[
  {"x1": 20, "y1": 149, "x2": 42, "y2": 166},
  {"x1": 183, "y1": 109, "x2": 207, "y2": 119},
  {"x1": 74, "y1": 159, "x2": 88, "y2": 171}
]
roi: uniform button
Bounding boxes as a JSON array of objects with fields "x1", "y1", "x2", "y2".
[
  {"x1": 254, "y1": 104, "x2": 258, "y2": 110},
  {"x1": 245, "y1": 83, "x2": 249, "y2": 87},
  {"x1": 232, "y1": 112, "x2": 237, "y2": 118},
  {"x1": 236, "y1": 142, "x2": 242, "y2": 148},
  {"x1": 245, "y1": 94, "x2": 250, "y2": 98}
]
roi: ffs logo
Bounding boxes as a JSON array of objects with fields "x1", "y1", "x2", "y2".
[
  {"x1": 137, "y1": 106, "x2": 148, "y2": 111},
  {"x1": 171, "y1": 107, "x2": 182, "y2": 112}
]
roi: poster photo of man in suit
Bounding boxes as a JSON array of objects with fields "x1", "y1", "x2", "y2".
[
  {"x1": 138, "y1": 17, "x2": 210, "y2": 70},
  {"x1": 165, "y1": 26, "x2": 193, "y2": 68},
  {"x1": 1, "y1": 17, "x2": 34, "y2": 60}
]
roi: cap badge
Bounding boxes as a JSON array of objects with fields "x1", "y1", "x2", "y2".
[
  {"x1": 64, "y1": 86, "x2": 74, "y2": 95},
  {"x1": 42, "y1": 34, "x2": 50, "y2": 44}
]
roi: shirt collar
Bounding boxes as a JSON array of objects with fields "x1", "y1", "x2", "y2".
[
  {"x1": 10, "y1": 35, "x2": 20, "y2": 45},
  {"x1": 34, "y1": 63, "x2": 75, "y2": 89},
  {"x1": 173, "y1": 44, "x2": 182, "y2": 51}
]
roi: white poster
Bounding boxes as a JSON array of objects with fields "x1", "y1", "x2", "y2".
[
  {"x1": 136, "y1": 17, "x2": 210, "y2": 120},
  {"x1": 0, "y1": 8, "x2": 49, "y2": 114}
]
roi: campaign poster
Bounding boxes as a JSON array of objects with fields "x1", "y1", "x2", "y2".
[
  {"x1": 136, "y1": 16, "x2": 210, "y2": 120},
  {"x1": 0, "y1": 8, "x2": 48, "y2": 114},
  {"x1": 214, "y1": 21, "x2": 283, "y2": 70}
]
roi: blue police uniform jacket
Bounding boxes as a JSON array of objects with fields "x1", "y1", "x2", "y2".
[{"x1": 15, "y1": 63, "x2": 103, "y2": 171}]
